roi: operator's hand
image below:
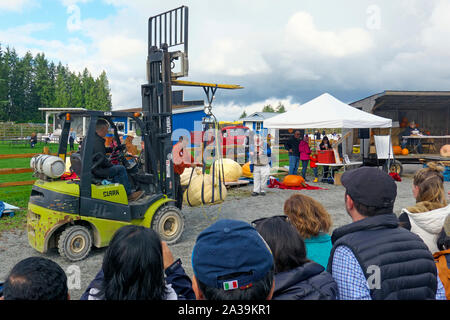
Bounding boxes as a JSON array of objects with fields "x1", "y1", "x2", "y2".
[{"x1": 161, "y1": 241, "x2": 175, "y2": 270}]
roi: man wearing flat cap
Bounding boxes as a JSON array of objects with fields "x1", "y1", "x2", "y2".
[{"x1": 327, "y1": 167, "x2": 446, "y2": 300}]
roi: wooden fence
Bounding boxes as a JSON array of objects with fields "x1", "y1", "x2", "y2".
[{"x1": 0, "y1": 151, "x2": 57, "y2": 188}]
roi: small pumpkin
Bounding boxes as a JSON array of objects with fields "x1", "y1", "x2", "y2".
[
  {"x1": 283, "y1": 175, "x2": 306, "y2": 187},
  {"x1": 393, "y1": 146, "x2": 402, "y2": 155},
  {"x1": 440, "y1": 144, "x2": 450, "y2": 157},
  {"x1": 401, "y1": 148, "x2": 409, "y2": 155},
  {"x1": 242, "y1": 162, "x2": 253, "y2": 178}
]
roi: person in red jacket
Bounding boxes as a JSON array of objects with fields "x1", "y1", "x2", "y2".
[{"x1": 310, "y1": 149, "x2": 319, "y2": 183}]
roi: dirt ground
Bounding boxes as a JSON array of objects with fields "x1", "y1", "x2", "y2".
[{"x1": 0, "y1": 164, "x2": 448, "y2": 300}]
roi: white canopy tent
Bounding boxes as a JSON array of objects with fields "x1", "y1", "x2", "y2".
[
  {"x1": 263, "y1": 93, "x2": 393, "y2": 169},
  {"x1": 263, "y1": 93, "x2": 392, "y2": 129}
]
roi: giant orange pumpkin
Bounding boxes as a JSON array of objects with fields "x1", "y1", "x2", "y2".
[
  {"x1": 401, "y1": 148, "x2": 409, "y2": 155},
  {"x1": 393, "y1": 146, "x2": 402, "y2": 155},
  {"x1": 283, "y1": 175, "x2": 306, "y2": 187}
]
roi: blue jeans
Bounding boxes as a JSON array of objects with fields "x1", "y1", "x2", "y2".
[
  {"x1": 301, "y1": 160, "x2": 309, "y2": 178},
  {"x1": 108, "y1": 165, "x2": 131, "y2": 195},
  {"x1": 289, "y1": 156, "x2": 299, "y2": 175}
]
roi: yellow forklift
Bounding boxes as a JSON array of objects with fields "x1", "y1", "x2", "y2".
[{"x1": 27, "y1": 6, "x2": 242, "y2": 261}]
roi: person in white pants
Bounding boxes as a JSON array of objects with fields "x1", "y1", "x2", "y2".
[{"x1": 250, "y1": 134, "x2": 271, "y2": 196}]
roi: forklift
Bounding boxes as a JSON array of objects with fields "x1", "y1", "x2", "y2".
[
  {"x1": 27, "y1": 7, "x2": 190, "y2": 261},
  {"x1": 27, "y1": 6, "x2": 242, "y2": 261}
]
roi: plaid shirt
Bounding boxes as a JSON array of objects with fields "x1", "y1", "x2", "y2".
[{"x1": 331, "y1": 245, "x2": 446, "y2": 300}]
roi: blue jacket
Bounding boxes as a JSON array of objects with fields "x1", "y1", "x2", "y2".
[{"x1": 272, "y1": 261, "x2": 338, "y2": 300}]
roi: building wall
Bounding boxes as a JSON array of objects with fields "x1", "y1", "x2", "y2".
[{"x1": 173, "y1": 109, "x2": 206, "y2": 134}]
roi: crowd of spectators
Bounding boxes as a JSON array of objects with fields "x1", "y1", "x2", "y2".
[{"x1": 1, "y1": 164, "x2": 449, "y2": 301}]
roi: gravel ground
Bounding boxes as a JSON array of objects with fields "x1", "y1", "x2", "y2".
[{"x1": 0, "y1": 164, "x2": 448, "y2": 300}]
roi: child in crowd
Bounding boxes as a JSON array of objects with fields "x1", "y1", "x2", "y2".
[{"x1": 310, "y1": 149, "x2": 319, "y2": 183}]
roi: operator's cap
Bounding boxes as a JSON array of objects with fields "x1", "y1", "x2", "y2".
[
  {"x1": 341, "y1": 167, "x2": 397, "y2": 208},
  {"x1": 192, "y1": 219, "x2": 273, "y2": 291}
]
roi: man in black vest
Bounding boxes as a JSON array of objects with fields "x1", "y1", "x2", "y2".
[{"x1": 327, "y1": 167, "x2": 446, "y2": 300}]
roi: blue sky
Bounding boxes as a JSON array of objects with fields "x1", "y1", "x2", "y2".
[
  {"x1": 0, "y1": 0, "x2": 116, "y2": 43},
  {"x1": 1, "y1": 0, "x2": 450, "y2": 120}
]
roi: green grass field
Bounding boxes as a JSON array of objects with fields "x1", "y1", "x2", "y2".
[{"x1": 0, "y1": 142, "x2": 62, "y2": 232}]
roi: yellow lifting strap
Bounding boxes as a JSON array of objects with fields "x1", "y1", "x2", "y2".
[{"x1": 171, "y1": 79, "x2": 244, "y2": 90}]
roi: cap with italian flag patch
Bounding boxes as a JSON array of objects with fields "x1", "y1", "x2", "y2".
[
  {"x1": 192, "y1": 219, "x2": 274, "y2": 290},
  {"x1": 223, "y1": 280, "x2": 238, "y2": 291}
]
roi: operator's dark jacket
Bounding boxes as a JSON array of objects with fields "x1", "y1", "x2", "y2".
[
  {"x1": 327, "y1": 213, "x2": 438, "y2": 300},
  {"x1": 272, "y1": 261, "x2": 338, "y2": 300},
  {"x1": 91, "y1": 133, "x2": 113, "y2": 178},
  {"x1": 284, "y1": 136, "x2": 300, "y2": 157}
]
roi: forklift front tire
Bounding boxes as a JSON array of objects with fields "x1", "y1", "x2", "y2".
[
  {"x1": 151, "y1": 205, "x2": 184, "y2": 244},
  {"x1": 58, "y1": 225, "x2": 93, "y2": 262}
]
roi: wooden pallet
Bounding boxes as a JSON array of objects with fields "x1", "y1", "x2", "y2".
[{"x1": 225, "y1": 180, "x2": 250, "y2": 187}]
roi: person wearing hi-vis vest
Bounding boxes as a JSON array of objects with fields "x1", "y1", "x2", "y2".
[{"x1": 250, "y1": 134, "x2": 271, "y2": 197}]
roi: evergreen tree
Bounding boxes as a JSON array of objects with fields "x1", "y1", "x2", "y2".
[
  {"x1": 81, "y1": 68, "x2": 96, "y2": 110},
  {"x1": 276, "y1": 102, "x2": 286, "y2": 113},
  {"x1": 0, "y1": 44, "x2": 9, "y2": 120},
  {"x1": 54, "y1": 63, "x2": 70, "y2": 108},
  {"x1": 95, "y1": 71, "x2": 112, "y2": 111},
  {"x1": 239, "y1": 110, "x2": 247, "y2": 119},
  {"x1": 0, "y1": 45, "x2": 113, "y2": 121},
  {"x1": 262, "y1": 104, "x2": 275, "y2": 112}
]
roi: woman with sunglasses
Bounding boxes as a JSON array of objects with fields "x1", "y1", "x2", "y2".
[
  {"x1": 253, "y1": 216, "x2": 337, "y2": 300},
  {"x1": 283, "y1": 194, "x2": 333, "y2": 268}
]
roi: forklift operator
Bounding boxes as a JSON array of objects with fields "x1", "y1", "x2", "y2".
[{"x1": 92, "y1": 119, "x2": 144, "y2": 202}]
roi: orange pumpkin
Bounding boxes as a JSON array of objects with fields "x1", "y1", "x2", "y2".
[
  {"x1": 393, "y1": 146, "x2": 402, "y2": 155},
  {"x1": 242, "y1": 162, "x2": 253, "y2": 178},
  {"x1": 401, "y1": 148, "x2": 409, "y2": 155},
  {"x1": 440, "y1": 144, "x2": 450, "y2": 157},
  {"x1": 283, "y1": 175, "x2": 306, "y2": 187}
]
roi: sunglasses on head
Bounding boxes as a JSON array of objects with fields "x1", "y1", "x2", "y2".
[{"x1": 251, "y1": 215, "x2": 288, "y2": 228}]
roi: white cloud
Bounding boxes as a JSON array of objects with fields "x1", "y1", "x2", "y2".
[
  {"x1": 284, "y1": 11, "x2": 374, "y2": 58},
  {"x1": 195, "y1": 38, "x2": 271, "y2": 77},
  {"x1": 211, "y1": 96, "x2": 301, "y2": 121},
  {"x1": 0, "y1": 0, "x2": 37, "y2": 12}
]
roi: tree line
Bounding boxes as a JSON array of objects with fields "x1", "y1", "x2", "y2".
[
  {"x1": 0, "y1": 44, "x2": 112, "y2": 123},
  {"x1": 239, "y1": 102, "x2": 286, "y2": 119}
]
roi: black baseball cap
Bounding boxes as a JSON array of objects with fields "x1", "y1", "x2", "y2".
[{"x1": 341, "y1": 167, "x2": 397, "y2": 208}]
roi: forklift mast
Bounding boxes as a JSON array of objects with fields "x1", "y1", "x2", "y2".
[{"x1": 141, "y1": 6, "x2": 189, "y2": 197}]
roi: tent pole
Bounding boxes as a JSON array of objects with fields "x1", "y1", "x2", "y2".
[{"x1": 386, "y1": 127, "x2": 392, "y2": 173}]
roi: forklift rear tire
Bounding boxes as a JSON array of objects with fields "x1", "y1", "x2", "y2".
[
  {"x1": 58, "y1": 225, "x2": 93, "y2": 262},
  {"x1": 151, "y1": 205, "x2": 184, "y2": 244}
]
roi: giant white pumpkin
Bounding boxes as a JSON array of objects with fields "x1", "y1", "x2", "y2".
[
  {"x1": 183, "y1": 170, "x2": 227, "y2": 207},
  {"x1": 212, "y1": 158, "x2": 243, "y2": 182},
  {"x1": 180, "y1": 167, "x2": 203, "y2": 186}
]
